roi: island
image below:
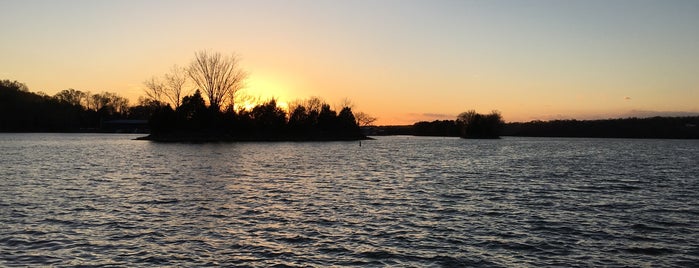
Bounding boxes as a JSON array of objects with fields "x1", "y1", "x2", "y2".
[{"x1": 138, "y1": 90, "x2": 368, "y2": 142}]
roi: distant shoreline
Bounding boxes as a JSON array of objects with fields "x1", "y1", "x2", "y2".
[{"x1": 367, "y1": 116, "x2": 699, "y2": 139}]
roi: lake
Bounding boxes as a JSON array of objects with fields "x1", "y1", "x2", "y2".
[{"x1": 1, "y1": 133, "x2": 697, "y2": 267}]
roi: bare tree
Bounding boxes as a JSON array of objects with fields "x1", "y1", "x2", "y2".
[
  {"x1": 143, "y1": 76, "x2": 165, "y2": 104},
  {"x1": 305, "y1": 96, "x2": 324, "y2": 114},
  {"x1": 286, "y1": 99, "x2": 305, "y2": 114},
  {"x1": 331, "y1": 98, "x2": 375, "y2": 127},
  {"x1": 224, "y1": 78, "x2": 248, "y2": 112},
  {"x1": 163, "y1": 65, "x2": 188, "y2": 109},
  {"x1": 336, "y1": 97, "x2": 355, "y2": 111},
  {"x1": 354, "y1": 111, "x2": 377, "y2": 127},
  {"x1": 187, "y1": 51, "x2": 247, "y2": 110}
]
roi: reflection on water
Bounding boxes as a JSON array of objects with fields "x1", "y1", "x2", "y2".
[{"x1": 1, "y1": 133, "x2": 698, "y2": 266}]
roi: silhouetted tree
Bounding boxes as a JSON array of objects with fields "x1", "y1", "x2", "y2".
[
  {"x1": 88, "y1": 92, "x2": 129, "y2": 117},
  {"x1": 0, "y1": 80, "x2": 29, "y2": 91},
  {"x1": 178, "y1": 90, "x2": 208, "y2": 127},
  {"x1": 1, "y1": 80, "x2": 43, "y2": 130},
  {"x1": 503, "y1": 116, "x2": 699, "y2": 139},
  {"x1": 163, "y1": 65, "x2": 188, "y2": 109},
  {"x1": 128, "y1": 97, "x2": 165, "y2": 120},
  {"x1": 288, "y1": 105, "x2": 311, "y2": 136},
  {"x1": 143, "y1": 76, "x2": 165, "y2": 104},
  {"x1": 337, "y1": 107, "x2": 360, "y2": 136},
  {"x1": 251, "y1": 99, "x2": 287, "y2": 136},
  {"x1": 317, "y1": 104, "x2": 337, "y2": 131},
  {"x1": 457, "y1": 110, "x2": 504, "y2": 139},
  {"x1": 0, "y1": 80, "x2": 125, "y2": 131},
  {"x1": 187, "y1": 51, "x2": 247, "y2": 111},
  {"x1": 144, "y1": 65, "x2": 189, "y2": 109},
  {"x1": 413, "y1": 120, "x2": 460, "y2": 136},
  {"x1": 354, "y1": 111, "x2": 377, "y2": 127},
  {"x1": 54, "y1": 89, "x2": 87, "y2": 107},
  {"x1": 133, "y1": 51, "x2": 369, "y2": 141},
  {"x1": 288, "y1": 97, "x2": 325, "y2": 127}
]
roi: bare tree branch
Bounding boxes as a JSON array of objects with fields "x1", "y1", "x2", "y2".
[
  {"x1": 336, "y1": 97, "x2": 355, "y2": 111},
  {"x1": 143, "y1": 76, "x2": 165, "y2": 104},
  {"x1": 163, "y1": 65, "x2": 188, "y2": 109},
  {"x1": 187, "y1": 51, "x2": 247, "y2": 111},
  {"x1": 354, "y1": 111, "x2": 377, "y2": 127}
]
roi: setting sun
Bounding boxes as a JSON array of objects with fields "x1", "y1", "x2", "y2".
[{"x1": 244, "y1": 74, "x2": 293, "y2": 111}]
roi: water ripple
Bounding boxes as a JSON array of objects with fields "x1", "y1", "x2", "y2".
[{"x1": 1, "y1": 134, "x2": 698, "y2": 267}]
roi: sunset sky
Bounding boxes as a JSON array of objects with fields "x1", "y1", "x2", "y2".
[{"x1": 2, "y1": 0, "x2": 698, "y2": 124}]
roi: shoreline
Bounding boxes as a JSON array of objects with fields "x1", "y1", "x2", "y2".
[{"x1": 136, "y1": 132, "x2": 373, "y2": 143}]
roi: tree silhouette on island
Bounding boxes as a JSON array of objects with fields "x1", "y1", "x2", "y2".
[
  {"x1": 140, "y1": 51, "x2": 506, "y2": 141},
  {"x1": 457, "y1": 110, "x2": 504, "y2": 139},
  {"x1": 139, "y1": 51, "x2": 368, "y2": 142},
  {"x1": 141, "y1": 90, "x2": 367, "y2": 142}
]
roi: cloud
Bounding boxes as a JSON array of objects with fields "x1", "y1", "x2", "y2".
[
  {"x1": 421, "y1": 113, "x2": 455, "y2": 119},
  {"x1": 406, "y1": 113, "x2": 455, "y2": 119}
]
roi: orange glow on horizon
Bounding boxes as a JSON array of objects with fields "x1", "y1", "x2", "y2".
[{"x1": 242, "y1": 74, "x2": 293, "y2": 111}]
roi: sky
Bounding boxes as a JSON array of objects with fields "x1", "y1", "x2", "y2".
[{"x1": 1, "y1": 0, "x2": 698, "y2": 124}]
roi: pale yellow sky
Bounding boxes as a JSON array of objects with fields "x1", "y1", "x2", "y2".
[{"x1": 2, "y1": 0, "x2": 698, "y2": 124}]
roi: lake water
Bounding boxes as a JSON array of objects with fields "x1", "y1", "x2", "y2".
[{"x1": 1, "y1": 133, "x2": 697, "y2": 267}]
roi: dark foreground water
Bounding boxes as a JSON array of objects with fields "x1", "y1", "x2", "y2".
[{"x1": 1, "y1": 134, "x2": 698, "y2": 267}]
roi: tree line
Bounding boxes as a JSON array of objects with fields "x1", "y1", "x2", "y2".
[
  {"x1": 1, "y1": 51, "x2": 375, "y2": 140},
  {"x1": 373, "y1": 114, "x2": 699, "y2": 139},
  {"x1": 406, "y1": 110, "x2": 505, "y2": 139},
  {"x1": 0, "y1": 79, "x2": 158, "y2": 132},
  {"x1": 503, "y1": 117, "x2": 699, "y2": 139},
  {"x1": 0, "y1": 76, "x2": 368, "y2": 140},
  {"x1": 146, "y1": 91, "x2": 366, "y2": 141}
]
